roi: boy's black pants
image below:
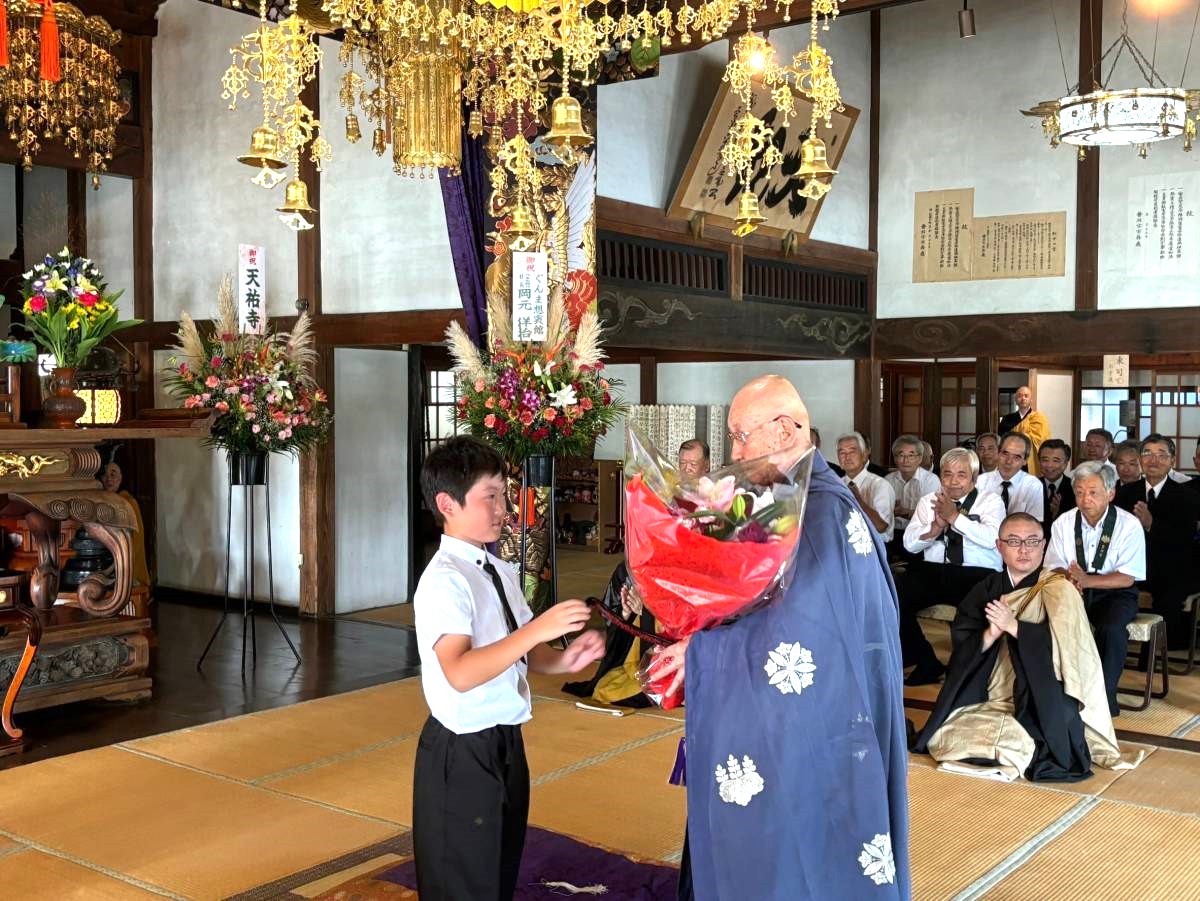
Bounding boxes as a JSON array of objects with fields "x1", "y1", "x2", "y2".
[{"x1": 413, "y1": 715, "x2": 530, "y2": 900}]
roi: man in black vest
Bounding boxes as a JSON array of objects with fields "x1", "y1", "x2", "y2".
[{"x1": 1115, "y1": 434, "x2": 1200, "y2": 651}]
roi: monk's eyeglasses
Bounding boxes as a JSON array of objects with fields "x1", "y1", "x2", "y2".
[
  {"x1": 998, "y1": 537, "x2": 1045, "y2": 548},
  {"x1": 728, "y1": 415, "x2": 800, "y2": 446}
]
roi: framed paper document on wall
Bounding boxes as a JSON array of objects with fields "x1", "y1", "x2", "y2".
[{"x1": 666, "y1": 81, "x2": 859, "y2": 240}]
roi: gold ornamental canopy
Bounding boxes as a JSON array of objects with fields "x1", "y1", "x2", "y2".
[{"x1": 0, "y1": 0, "x2": 123, "y2": 173}]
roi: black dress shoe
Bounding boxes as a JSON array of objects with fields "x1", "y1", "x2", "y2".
[{"x1": 905, "y1": 661, "x2": 946, "y2": 686}]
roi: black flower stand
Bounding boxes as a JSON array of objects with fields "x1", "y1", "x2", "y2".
[{"x1": 196, "y1": 451, "x2": 301, "y2": 672}]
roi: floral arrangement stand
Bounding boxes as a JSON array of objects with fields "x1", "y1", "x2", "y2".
[
  {"x1": 195, "y1": 450, "x2": 300, "y2": 673},
  {"x1": 447, "y1": 288, "x2": 624, "y2": 612},
  {"x1": 165, "y1": 277, "x2": 328, "y2": 674}
]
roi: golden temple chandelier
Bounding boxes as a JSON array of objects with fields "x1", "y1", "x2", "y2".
[
  {"x1": 223, "y1": 0, "x2": 846, "y2": 237},
  {"x1": 1023, "y1": 0, "x2": 1200, "y2": 160},
  {"x1": 223, "y1": 0, "x2": 332, "y2": 230},
  {"x1": 0, "y1": 0, "x2": 123, "y2": 174}
]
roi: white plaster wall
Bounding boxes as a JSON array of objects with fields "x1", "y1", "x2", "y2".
[
  {"x1": 877, "y1": 0, "x2": 1078, "y2": 318},
  {"x1": 153, "y1": 0, "x2": 298, "y2": 322},
  {"x1": 596, "y1": 40, "x2": 729, "y2": 210},
  {"x1": 1098, "y1": 0, "x2": 1200, "y2": 309},
  {"x1": 23, "y1": 166, "x2": 67, "y2": 265},
  {"x1": 87, "y1": 176, "x2": 136, "y2": 319},
  {"x1": 1035, "y1": 370, "x2": 1073, "y2": 443},
  {"x1": 334, "y1": 348, "x2": 409, "y2": 612},
  {"x1": 594, "y1": 362, "x2": 640, "y2": 460},
  {"x1": 773, "y1": 12, "x2": 872, "y2": 248},
  {"x1": 317, "y1": 38, "x2": 459, "y2": 314},
  {"x1": 0, "y1": 166, "x2": 16, "y2": 257},
  {"x1": 153, "y1": 349, "x2": 303, "y2": 606},
  {"x1": 655, "y1": 359, "x2": 855, "y2": 442}
]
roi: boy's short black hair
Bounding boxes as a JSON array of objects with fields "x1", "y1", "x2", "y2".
[{"x1": 421, "y1": 436, "x2": 505, "y2": 525}]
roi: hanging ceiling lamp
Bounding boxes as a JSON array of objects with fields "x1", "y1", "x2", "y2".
[{"x1": 1023, "y1": 0, "x2": 1200, "y2": 158}]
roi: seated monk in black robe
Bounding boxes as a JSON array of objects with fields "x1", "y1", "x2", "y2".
[
  {"x1": 563, "y1": 562, "x2": 662, "y2": 707},
  {"x1": 914, "y1": 512, "x2": 1141, "y2": 782}
]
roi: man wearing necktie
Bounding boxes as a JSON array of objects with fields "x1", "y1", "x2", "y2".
[
  {"x1": 1038, "y1": 439, "x2": 1076, "y2": 535},
  {"x1": 897, "y1": 448, "x2": 1006, "y2": 685},
  {"x1": 978, "y1": 433, "x2": 1045, "y2": 522},
  {"x1": 1115, "y1": 435, "x2": 1200, "y2": 651}
]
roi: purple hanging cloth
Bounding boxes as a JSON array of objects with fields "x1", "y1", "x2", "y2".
[{"x1": 438, "y1": 113, "x2": 492, "y2": 346}]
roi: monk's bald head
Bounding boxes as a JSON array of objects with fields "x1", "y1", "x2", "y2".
[{"x1": 727, "y1": 375, "x2": 812, "y2": 463}]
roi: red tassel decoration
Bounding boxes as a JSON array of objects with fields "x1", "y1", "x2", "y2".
[
  {"x1": 0, "y1": 0, "x2": 9, "y2": 69},
  {"x1": 38, "y1": 0, "x2": 59, "y2": 83}
]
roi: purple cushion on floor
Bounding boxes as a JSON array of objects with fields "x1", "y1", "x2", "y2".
[{"x1": 382, "y1": 826, "x2": 680, "y2": 899}]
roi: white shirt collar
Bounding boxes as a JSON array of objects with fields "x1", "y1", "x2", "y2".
[
  {"x1": 1006, "y1": 567, "x2": 1038, "y2": 588},
  {"x1": 440, "y1": 533, "x2": 491, "y2": 567},
  {"x1": 996, "y1": 469, "x2": 1024, "y2": 484},
  {"x1": 1146, "y1": 475, "x2": 1169, "y2": 495},
  {"x1": 846, "y1": 468, "x2": 872, "y2": 486},
  {"x1": 1079, "y1": 507, "x2": 1110, "y2": 531}
]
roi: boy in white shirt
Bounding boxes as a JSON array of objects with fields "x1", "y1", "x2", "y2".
[{"x1": 413, "y1": 436, "x2": 605, "y2": 900}]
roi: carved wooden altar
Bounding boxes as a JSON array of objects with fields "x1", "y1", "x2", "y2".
[{"x1": 0, "y1": 414, "x2": 211, "y2": 754}]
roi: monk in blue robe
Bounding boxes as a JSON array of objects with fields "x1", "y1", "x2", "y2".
[{"x1": 655, "y1": 375, "x2": 911, "y2": 900}]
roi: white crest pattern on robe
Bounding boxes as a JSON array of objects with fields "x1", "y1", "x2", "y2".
[
  {"x1": 763, "y1": 642, "x2": 816, "y2": 696},
  {"x1": 846, "y1": 509, "x2": 874, "y2": 556},
  {"x1": 858, "y1": 833, "x2": 896, "y2": 885},
  {"x1": 715, "y1": 754, "x2": 765, "y2": 806}
]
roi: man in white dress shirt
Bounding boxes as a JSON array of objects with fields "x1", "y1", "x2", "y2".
[
  {"x1": 1045, "y1": 461, "x2": 1146, "y2": 716},
  {"x1": 975, "y1": 433, "x2": 1001, "y2": 474},
  {"x1": 886, "y1": 434, "x2": 940, "y2": 559},
  {"x1": 898, "y1": 448, "x2": 1006, "y2": 685},
  {"x1": 837, "y1": 431, "x2": 896, "y2": 542},
  {"x1": 978, "y1": 433, "x2": 1045, "y2": 521}
]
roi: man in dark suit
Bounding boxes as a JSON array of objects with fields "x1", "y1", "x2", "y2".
[
  {"x1": 1115, "y1": 434, "x2": 1200, "y2": 650},
  {"x1": 1038, "y1": 438, "x2": 1076, "y2": 534}
]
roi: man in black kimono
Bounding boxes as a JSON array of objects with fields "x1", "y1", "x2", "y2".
[{"x1": 914, "y1": 512, "x2": 1135, "y2": 782}]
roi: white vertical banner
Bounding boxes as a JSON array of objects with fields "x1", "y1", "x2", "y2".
[
  {"x1": 1128, "y1": 172, "x2": 1200, "y2": 277},
  {"x1": 237, "y1": 244, "x2": 267, "y2": 335},
  {"x1": 512, "y1": 251, "x2": 548, "y2": 342}
]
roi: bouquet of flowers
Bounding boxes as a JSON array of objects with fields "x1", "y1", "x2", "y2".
[
  {"x1": 446, "y1": 289, "x2": 624, "y2": 463},
  {"x1": 624, "y1": 426, "x2": 813, "y2": 707},
  {"x1": 0, "y1": 247, "x2": 140, "y2": 367},
  {"x1": 164, "y1": 276, "x2": 332, "y2": 456}
]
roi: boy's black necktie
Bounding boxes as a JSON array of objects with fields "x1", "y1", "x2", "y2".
[{"x1": 482, "y1": 560, "x2": 526, "y2": 664}]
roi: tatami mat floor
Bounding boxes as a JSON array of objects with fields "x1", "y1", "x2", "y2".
[{"x1": 0, "y1": 670, "x2": 1194, "y2": 899}]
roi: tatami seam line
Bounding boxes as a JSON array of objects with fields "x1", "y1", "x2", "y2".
[
  {"x1": 530, "y1": 725, "x2": 685, "y2": 787},
  {"x1": 1171, "y1": 713, "x2": 1200, "y2": 739},
  {"x1": 0, "y1": 826, "x2": 186, "y2": 899},
  {"x1": 114, "y1": 745, "x2": 407, "y2": 828},
  {"x1": 951, "y1": 796, "x2": 1101, "y2": 901},
  {"x1": 250, "y1": 729, "x2": 425, "y2": 784}
]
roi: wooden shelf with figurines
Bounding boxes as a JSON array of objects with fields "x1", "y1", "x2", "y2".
[{"x1": 554, "y1": 457, "x2": 620, "y2": 552}]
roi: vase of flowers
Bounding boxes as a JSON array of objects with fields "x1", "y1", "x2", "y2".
[
  {"x1": 164, "y1": 275, "x2": 332, "y2": 459},
  {"x1": 0, "y1": 247, "x2": 141, "y2": 428}
]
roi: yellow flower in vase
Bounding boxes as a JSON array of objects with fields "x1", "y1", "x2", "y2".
[{"x1": 44, "y1": 273, "x2": 67, "y2": 294}]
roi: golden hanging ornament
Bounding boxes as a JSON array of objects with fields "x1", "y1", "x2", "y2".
[
  {"x1": 796, "y1": 135, "x2": 837, "y2": 200},
  {"x1": 544, "y1": 94, "x2": 592, "y2": 149},
  {"x1": 276, "y1": 175, "x2": 317, "y2": 231},
  {"x1": 731, "y1": 189, "x2": 765, "y2": 237}
]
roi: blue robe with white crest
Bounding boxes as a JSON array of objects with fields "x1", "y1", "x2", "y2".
[{"x1": 684, "y1": 450, "x2": 911, "y2": 900}]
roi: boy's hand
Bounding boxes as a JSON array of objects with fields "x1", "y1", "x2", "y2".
[
  {"x1": 560, "y1": 630, "x2": 605, "y2": 672},
  {"x1": 531, "y1": 600, "x2": 592, "y2": 643}
]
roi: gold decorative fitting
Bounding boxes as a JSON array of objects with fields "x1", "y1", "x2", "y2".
[
  {"x1": 276, "y1": 176, "x2": 317, "y2": 231},
  {"x1": 345, "y1": 113, "x2": 363, "y2": 143},
  {"x1": 544, "y1": 95, "x2": 593, "y2": 149},
  {"x1": 0, "y1": 453, "x2": 61, "y2": 479},
  {"x1": 731, "y1": 190, "x2": 765, "y2": 238},
  {"x1": 796, "y1": 135, "x2": 837, "y2": 200},
  {"x1": 505, "y1": 199, "x2": 539, "y2": 251},
  {"x1": 0, "y1": 0, "x2": 123, "y2": 173},
  {"x1": 468, "y1": 109, "x2": 484, "y2": 139}
]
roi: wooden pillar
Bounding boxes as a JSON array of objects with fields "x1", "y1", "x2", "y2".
[
  {"x1": 639, "y1": 355, "x2": 657, "y2": 404},
  {"x1": 854, "y1": 357, "x2": 883, "y2": 463},
  {"x1": 921, "y1": 363, "x2": 942, "y2": 452},
  {"x1": 129, "y1": 33, "x2": 156, "y2": 584},
  {"x1": 66, "y1": 171, "x2": 87, "y2": 256},
  {"x1": 975, "y1": 357, "x2": 1000, "y2": 438},
  {"x1": 1075, "y1": 0, "x2": 1102, "y2": 311},
  {"x1": 297, "y1": 64, "x2": 335, "y2": 617},
  {"x1": 407, "y1": 347, "x2": 424, "y2": 603},
  {"x1": 868, "y1": 10, "x2": 880, "y2": 256}
]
